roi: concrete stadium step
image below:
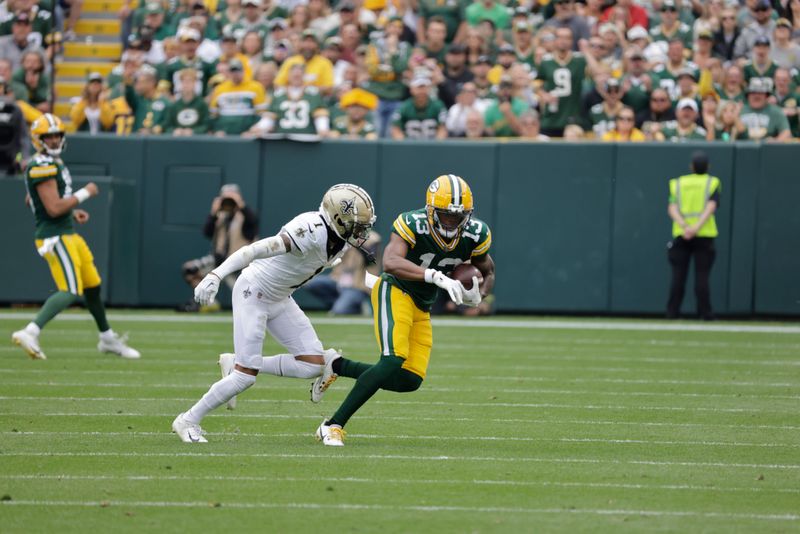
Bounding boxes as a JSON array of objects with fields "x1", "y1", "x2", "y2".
[
  {"x1": 56, "y1": 62, "x2": 115, "y2": 78},
  {"x1": 82, "y1": 0, "x2": 127, "y2": 11},
  {"x1": 75, "y1": 19, "x2": 120, "y2": 36},
  {"x1": 64, "y1": 42, "x2": 122, "y2": 60},
  {"x1": 54, "y1": 102, "x2": 73, "y2": 117},
  {"x1": 55, "y1": 81, "x2": 84, "y2": 98}
]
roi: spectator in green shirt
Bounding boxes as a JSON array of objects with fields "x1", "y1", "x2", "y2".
[
  {"x1": 162, "y1": 69, "x2": 210, "y2": 135},
  {"x1": 417, "y1": 0, "x2": 468, "y2": 44},
  {"x1": 739, "y1": 77, "x2": 792, "y2": 141},
  {"x1": 483, "y1": 76, "x2": 526, "y2": 137},
  {"x1": 466, "y1": 0, "x2": 511, "y2": 31},
  {"x1": 658, "y1": 98, "x2": 708, "y2": 141}
]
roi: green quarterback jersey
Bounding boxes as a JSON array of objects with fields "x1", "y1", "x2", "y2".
[
  {"x1": 162, "y1": 95, "x2": 210, "y2": 134},
  {"x1": 536, "y1": 52, "x2": 587, "y2": 130},
  {"x1": 776, "y1": 92, "x2": 800, "y2": 137},
  {"x1": 392, "y1": 97, "x2": 447, "y2": 139},
  {"x1": 660, "y1": 124, "x2": 708, "y2": 141},
  {"x1": 269, "y1": 86, "x2": 327, "y2": 134},
  {"x1": 24, "y1": 154, "x2": 75, "y2": 239},
  {"x1": 388, "y1": 208, "x2": 492, "y2": 311},
  {"x1": 161, "y1": 56, "x2": 217, "y2": 96},
  {"x1": 740, "y1": 103, "x2": 791, "y2": 140}
]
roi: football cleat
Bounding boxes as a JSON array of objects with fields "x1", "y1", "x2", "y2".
[
  {"x1": 11, "y1": 329, "x2": 46, "y2": 360},
  {"x1": 310, "y1": 348, "x2": 341, "y2": 403},
  {"x1": 98, "y1": 331, "x2": 140, "y2": 359},
  {"x1": 219, "y1": 353, "x2": 237, "y2": 410},
  {"x1": 172, "y1": 412, "x2": 208, "y2": 443},
  {"x1": 315, "y1": 418, "x2": 346, "y2": 447}
]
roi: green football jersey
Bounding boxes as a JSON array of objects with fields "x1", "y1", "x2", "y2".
[
  {"x1": 418, "y1": 0, "x2": 467, "y2": 42},
  {"x1": 536, "y1": 52, "x2": 587, "y2": 130},
  {"x1": 776, "y1": 92, "x2": 800, "y2": 137},
  {"x1": 331, "y1": 115, "x2": 377, "y2": 138},
  {"x1": 387, "y1": 208, "x2": 492, "y2": 311},
  {"x1": 269, "y1": 86, "x2": 327, "y2": 134},
  {"x1": 650, "y1": 62, "x2": 699, "y2": 100},
  {"x1": 621, "y1": 75, "x2": 652, "y2": 114},
  {"x1": 162, "y1": 95, "x2": 210, "y2": 134},
  {"x1": 24, "y1": 154, "x2": 75, "y2": 239},
  {"x1": 648, "y1": 22, "x2": 693, "y2": 48},
  {"x1": 740, "y1": 103, "x2": 791, "y2": 140},
  {"x1": 124, "y1": 84, "x2": 170, "y2": 132},
  {"x1": 660, "y1": 124, "x2": 708, "y2": 141},
  {"x1": 589, "y1": 102, "x2": 620, "y2": 137},
  {"x1": 392, "y1": 97, "x2": 447, "y2": 139},
  {"x1": 161, "y1": 56, "x2": 217, "y2": 96},
  {"x1": 743, "y1": 61, "x2": 778, "y2": 90}
]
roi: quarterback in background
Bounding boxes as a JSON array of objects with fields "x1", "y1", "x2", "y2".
[
  {"x1": 314, "y1": 174, "x2": 495, "y2": 447},
  {"x1": 173, "y1": 184, "x2": 377, "y2": 443},
  {"x1": 11, "y1": 114, "x2": 140, "y2": 360}
]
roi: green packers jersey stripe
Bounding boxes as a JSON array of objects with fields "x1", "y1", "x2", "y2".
[
  {"x1": 378, "y1": 280, "x2": 391, "y2": 355},
  {"x1": 55, "y1": 239, "x2": 78, "y2": 294}
]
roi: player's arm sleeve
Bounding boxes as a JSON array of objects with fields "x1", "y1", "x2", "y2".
[
  {"x1": 392, "y1": 213, "x2": 416, "y2": 248},
  {"x1": 211, "y1": 234, "x2": 289, "y2": 278},
  {"x1": 471, "y1": 227, "x2": 492, "y2": 258}
]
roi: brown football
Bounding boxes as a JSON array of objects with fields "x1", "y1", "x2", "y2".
[{"x1": 451, "y1": 263, "x2": 483, "y2": 290}]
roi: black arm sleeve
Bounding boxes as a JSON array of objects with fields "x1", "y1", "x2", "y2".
[{"x1": 202, "y1": 214, "x2": 216, "y2": 239}]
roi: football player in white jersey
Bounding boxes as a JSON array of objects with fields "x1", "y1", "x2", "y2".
[{"x1": 172, "y1": 183, "x2": 376, "y2": 443}]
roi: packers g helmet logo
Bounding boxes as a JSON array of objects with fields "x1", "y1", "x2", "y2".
[{"x1": 428, "y1": 180, "x2": 440, "y2": 193}]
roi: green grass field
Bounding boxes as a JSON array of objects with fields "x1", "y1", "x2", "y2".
[{"x1": 1, "y1": 311, "x2": 799, "y2": 533}]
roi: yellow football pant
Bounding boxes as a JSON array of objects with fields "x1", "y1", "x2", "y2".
[
  {"x1": 35, "y1": 234, "x2": 102, "y2": 296},
  {"x1": 371, "y1": 278, "x2": 433, "y2": 379}
]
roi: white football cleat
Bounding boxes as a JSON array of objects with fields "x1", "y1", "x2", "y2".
[
  {"x1": 11, "y1": 329, "x2": 46, "y2": 360},
  {"x1": 310, "y1": 348, "x2": 341, "y2": 403},
  {"x1": 172, "y1": 412, "x2": 208, "y2": 443},
  {"x1": 315, "y1": 418, "x2": 345, "y2": 447},
  {"x1": 219, "y1": 353, "x2": 237, "y2": 410},
  {"x1": 98, "y1": 331, "x2": 140, "y2": 359}
]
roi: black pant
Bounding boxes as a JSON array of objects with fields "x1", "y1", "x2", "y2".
[{"x1": 666, "y1": 237, "x2": 716, "y2": 319}]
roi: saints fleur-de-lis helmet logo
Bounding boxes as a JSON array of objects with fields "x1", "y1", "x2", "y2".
[{"x1": 340, "y1": 197, "x2": 356, "y2": 215}]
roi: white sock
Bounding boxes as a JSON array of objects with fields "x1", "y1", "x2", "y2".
[
  {"x1": 185, "y1": 370, "x2": 256, "y2": 424},
  {"x1": 260, "y1": 354, "x2": 322, "y2": 379},
  {"x1": 99, "y1": 329, "x2": 115, "y2": 341},
  {"x1": 25, "y1": 322, "x2": 41, "y2": 336}
]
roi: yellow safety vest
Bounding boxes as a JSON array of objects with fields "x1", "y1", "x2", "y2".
[{"x1": 669, "y1": 173, "x2": 721, "y2": 238}]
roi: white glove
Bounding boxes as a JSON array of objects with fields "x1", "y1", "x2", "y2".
[
  {"x1": 425, "y1": 268, "x2": 463, "y2": 305},
  {"x1": 461, "y1": 276, "x2": 482, "y2": 307},
  {"x1": 194, "y1": 272, "x2": 221, "y2": 306}
]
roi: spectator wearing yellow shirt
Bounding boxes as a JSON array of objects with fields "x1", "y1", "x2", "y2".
[
  {"x1": 602, "y1": 107, "x2": 646, "y2": 141},
  {"x1": 209, "y1": 58, "x2": 268, "y2": 136},
  {"x1": 274, "y1": 29, "x2": 334, "y2": 95},
  {"x1": 69, "y1": 72, "x2": 115, "y2": 135}
]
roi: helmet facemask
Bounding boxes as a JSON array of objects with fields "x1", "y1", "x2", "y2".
[
  {"x1": 40, "y1": 132, "x2": 66, "y2": 157},
  {"x1": 428, "y1": 205, "x2": 472, "y2": 240}
]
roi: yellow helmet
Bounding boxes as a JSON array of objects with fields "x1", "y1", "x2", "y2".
[
  {"x1": 31, "y1": 113, "x2": 66, "y2": 156},
  {"x1": 425, "y1": 174, "x2": 474, "y2": 243}
]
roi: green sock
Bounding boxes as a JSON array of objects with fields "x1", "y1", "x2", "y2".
[
  {"x1": 34, "y1": 291, "x2": 78, "y2": 329},
  {"x1": 83, "y1": 285, "x2": 110, "y2": 332},
  {"x1": 336, "y1": 358, "x2": 373, "y2": 379},
  {"x1": 329, "y1": 355, "x2": 404, "y2": 427}
]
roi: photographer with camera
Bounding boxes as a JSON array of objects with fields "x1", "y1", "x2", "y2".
[{"x1": 179, "y1": 184, "x2": 259, "y2": 312}]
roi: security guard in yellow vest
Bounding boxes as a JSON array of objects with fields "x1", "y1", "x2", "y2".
[{"x1": 666, "y1": 151, "x2": 720, "y2": 320}]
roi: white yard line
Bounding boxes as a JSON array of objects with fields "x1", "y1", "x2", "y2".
[
  {"x1": 0, "y1": 500, "x2": 796, "y2": 521},
  {"x1": 1, "y1": 411, "x2": 798, "y2": 430},
  {"x1": 3, "y1": 451, "x2": 798, "y2": 470},
  {"x1": 2, "y1": 430, "x2": 797, "y2": 448},
  {"x1": 0, "y1": 395, "x2": 788, "y2": 413},
  {"x1": 2, "y1": 474, "x2": 798, "y2": 494},
  {"x1": 1, "y1": 312, "x2": 799, "y2": 334}
]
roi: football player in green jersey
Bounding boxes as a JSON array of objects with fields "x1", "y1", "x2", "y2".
[
  {"x1": 391, "y1": 75, "x2": 447, "y2": 140},
  {"x1": 11, "y1": 114, "x2": 140, "y2": 361},
  {"x1": 314, "y1": 174, "x2": 495, "y2": 447}
]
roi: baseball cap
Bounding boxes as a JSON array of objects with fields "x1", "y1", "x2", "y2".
[
  {"x1": 269, "y1": 17, "x2": 287, "y2": 30},
  {"x1": 410, "y1": 75, "x2": 432, "y2": 87},
  {"x1": 746, "y1": 77, "x2": 771, "y2": 93},
  {"x1": 242, "y1": 0, "x2": 262, "y2": 5},
  {"x1": 754, "y1": 0, "x2": 771, "y2": 9},
  {"x1": 220, "y1": 184, "x2": 241, "y2": 198},
  {"x1": 301, "y1": 29, "x2": 320, "y2": 43},
  {"x1": 137, "y1": 64, "x2": 158, "y2": 78},
  {"x1": 221, "y1": 30, "x2": 237, "y2": 42},
  {"x1": 178, "y1": 27, "x2": 201, "y2": 41},
  {"x1": 605, "y1": 78, "x2": 621, "y2": 91},
  {"x1": 499, "y1": 75, "x2": 513, "y2": 87},
  {"x1": 228, "y1": 58, "x2": 244, "y2": 71},
  {"x1": 87, "y1": 71, "x2": 103, "y2": 83},
  {"x1": 446, "y1": 43, "x2": 466, "y2": 54},
  {"x1": 677, "y1": 67, "x2": 697, "y2": 80},
  {"x1": 697, "y1": 28, "x2": 713, "y2": 40},
  {"x1": 338, "y1": 0, "x2": 356, "y2": 11},
  {"x1": 513, "y1": 6, "x2": 529, "y2": 15},
  {"x1": 661, "y1": 0, "x2": 677, "y2": 11},
  {"x1": 514, "y1": 20, "x2": 531, "y2": 32},
  {"x1": 677, "y1": 98, "x2": 698, "y2": 112},
  {"x1": 324, "y1": 36, "x2": 342, "y2": 49},
  {"x1": 498, "y1": 43, "x2": 515, "y2": 54},
  {"x1": 626, "y1": 25, "x2": 649, "y2": 41},
  {"x1": 626, "y1": 46, "x2": 645, "y2": 60},
  {"x1": 363, "y1": 0, "x2": 386, "y2": 9},
  {"x1": 754, "y1": 35, "x2": 771, "y2": 46},
  {"x1": 340, "y1": 88, "x2": 379, "y2": 110},
  {"x1": 144, "y1": 1, "x2": 163, "y2": 14},
  {"x1": 776, "y1": 17, "x2": 792, "y2": 29},
  {"x1": 476, "y1": 55, "x2": 492, "y2": 65},
  {"x1": 13, "y1": 12, "x2": 31, "y2": 23}
]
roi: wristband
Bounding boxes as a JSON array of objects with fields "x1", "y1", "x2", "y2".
[
  {"x1": 73, "y1": 188, "x2": 91, "y2": 204},
  {"x1": 424, "y1": 268, "x2": 436, "y2": 284}
]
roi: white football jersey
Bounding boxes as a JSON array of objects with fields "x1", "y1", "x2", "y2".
[{"x1": 243, "y1": 211, "x2": 349, "y2": 301}]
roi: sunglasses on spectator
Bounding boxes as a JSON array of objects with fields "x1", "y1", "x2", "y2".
[
  {"x1": 754, "y1": 5, "x2": 769, "y2": 11},
  {"x1": 661, "y1": 7, "x2": 677, "y2": 12}
]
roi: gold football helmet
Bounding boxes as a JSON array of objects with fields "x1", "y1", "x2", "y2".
[
  {"x1": 320, "y1": 183, "x2": 377, "y2": 247},
  {"x1": 31, "y1": 113, "x2": 66, "y2": 156},
  {"x1": 426, "y1": 174, "x2": 474, "y2": 243}
]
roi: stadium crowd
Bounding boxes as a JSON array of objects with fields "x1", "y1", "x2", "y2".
[{"x1": 1, "y1": 0, "x2": 799, "y2": 141}]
